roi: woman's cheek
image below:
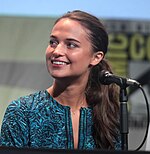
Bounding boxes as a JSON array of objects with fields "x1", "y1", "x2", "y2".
[{"x1": 45, "y1": 46, "x2": 53, "y2": 57}]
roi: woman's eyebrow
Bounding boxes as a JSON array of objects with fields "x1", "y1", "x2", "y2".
[
  {"x1": 66, "y1": 38, "x2": 80, "y2": 43},
  {"x1": 50, "y1": 35, "x2": 80, "y2": 44},
  {"x1": 50, "y1": 35, "x2": 57, "y2": 39}
]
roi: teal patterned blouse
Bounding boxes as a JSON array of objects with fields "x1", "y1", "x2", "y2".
[{"x1": 0, "y1": 90, "x2": 121, "y2": 149}]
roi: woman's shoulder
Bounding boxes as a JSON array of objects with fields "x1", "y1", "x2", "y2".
[
  {"x1": 20, "y1": 90, "x2": 49, "y2": 104},
  {"x1": 6, "y1": 90, "x2": 51, "y2": 112}
]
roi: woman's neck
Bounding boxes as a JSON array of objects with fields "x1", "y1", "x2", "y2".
[{"x1": 47, "y1": 81, "x2": 88, "y2": 110}]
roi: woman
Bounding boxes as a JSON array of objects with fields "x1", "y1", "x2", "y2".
[{"x1": 0, "y1": 10, "x2": 121, "y2": 150}]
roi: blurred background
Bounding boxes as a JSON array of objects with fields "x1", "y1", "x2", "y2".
[{"x1": 0, "y1": 0, "x2": 150, "y2": 151}]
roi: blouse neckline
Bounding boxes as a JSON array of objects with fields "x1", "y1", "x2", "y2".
[{"x1": 45, "y1": 89, "x2": 92, "y2": 111}]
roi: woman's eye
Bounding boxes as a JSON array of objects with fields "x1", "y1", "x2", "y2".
[
  {"x1": 49, "y1": 40, "x2": 58, "y2": 48},
  {"x1": 67, "y1": 42, "x2": 78, "y2": 48}
]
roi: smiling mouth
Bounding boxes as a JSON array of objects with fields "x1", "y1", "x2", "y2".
[
  {"x1": 51, "y1": 60, "x2": 70, "y2": 65},
  {"x1": 52, "y1": 61, "x2": 66, "y2": 65}
]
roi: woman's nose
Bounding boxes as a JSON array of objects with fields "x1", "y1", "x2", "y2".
[{"x1": 52, "y1": 43, "x2": 66, "y2": 55}]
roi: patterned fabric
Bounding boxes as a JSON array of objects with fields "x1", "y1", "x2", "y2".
[{"x1": 0, "y1": 90, "x2": 121, "y2": 149}]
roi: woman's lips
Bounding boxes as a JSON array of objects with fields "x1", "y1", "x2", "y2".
[{"x1": 51, "y1": 60, "x2": 70, "y2": 65}]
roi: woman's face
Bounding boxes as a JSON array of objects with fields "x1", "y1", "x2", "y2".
[{"x1": 46, "y1": 18, "x2": 103, "y2": 80}]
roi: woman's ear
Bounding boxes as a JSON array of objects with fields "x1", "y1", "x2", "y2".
[{"x1": 90, "y1": 51, "x2": 104, "y2": 66}]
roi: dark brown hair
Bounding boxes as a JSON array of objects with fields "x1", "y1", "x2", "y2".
[{"x1": 55, "y1": 10, "x2": 120, "y2": 149}]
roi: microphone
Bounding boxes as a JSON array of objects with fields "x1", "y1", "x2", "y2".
[{"x1": 99, "y1": 70, "x2": 140, "y2": 87}]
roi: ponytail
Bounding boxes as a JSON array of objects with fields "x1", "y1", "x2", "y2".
[{"x1": 86, "y1": 59, "x2": 120, "y2": 149}]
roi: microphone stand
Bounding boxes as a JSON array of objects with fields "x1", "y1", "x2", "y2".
[
  {"x1": 119, "y1": 81, "x2": 129, "y2": 151},
  {"x1": 99, "y1": 70, "x2": 139, "y2": 150}
]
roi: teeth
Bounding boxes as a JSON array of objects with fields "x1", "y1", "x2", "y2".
[{"x1": 53, "y1": 61, "x2": 66, "y2": 65}]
